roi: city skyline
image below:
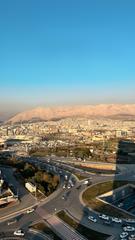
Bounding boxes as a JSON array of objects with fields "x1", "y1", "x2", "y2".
[
  {"x1": 0, "y1": 2, "x2": 135, "y2": 237},
  {"x1": 1, "y1": 0, "x2": 135, "y2": 113}
]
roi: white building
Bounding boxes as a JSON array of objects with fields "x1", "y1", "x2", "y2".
[{"x1": 25, "y1": 182, "x2": 36, "y2": 193}]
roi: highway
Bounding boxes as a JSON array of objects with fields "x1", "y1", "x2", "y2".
[
  {"x1": 0, "y1": 167, "x2": 37, "y2": 220},
  {"x1": 37, "y1": 207, "x2": 87, "y2": 240},
  {"x1": 0, "y1": 230, "x2": 47, "y2": 240},
  {"x1": 0, "y1": 156, "x2": 135, "y2": 239},
  {"x1": 36, "y1": 179, "x2": 120, "y2": 238}
]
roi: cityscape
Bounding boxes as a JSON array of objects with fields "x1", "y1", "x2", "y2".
[
  {"x1": 1, "y1": 1, "x2": 135, "y2": 240},
  {"x1": 0, "y1": 110, "x2": 135, "y2": 240}
]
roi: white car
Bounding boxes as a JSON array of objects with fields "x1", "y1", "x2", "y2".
[
  {"x1": 83, "y1": 180, "x2": 89, "y2": 185},
  {"x1": 125, "y1": 219, "x2": 135, "y2": 223},
  {"x1": 88, "y1": 216, "x2": 97, "y2": 223},
  {"x1": 99, "y1": 214, "x2": 109, "y2": 220},
  {"x1": 14, "y1": 230, "x2": 24, "y2": 236},
  {"x1": 26, "y1": 208, "x2": 34, "y2": 214},
  {"x1": 112, "y1": 217, "x2": 122, "y2": 223},
  {"x1": 123, "y1": 226, "x2": 135, "y2": 232},
  {"x1": 129, "y1": 234, "x2": 135, "y2": 240},
  {"x1": 120, "y1": 232, "x2": 128, "y2": 239}
]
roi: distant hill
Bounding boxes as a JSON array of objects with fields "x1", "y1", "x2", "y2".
[{"x1": 7, "y1": 104, "x2": 135, "y2": 123}]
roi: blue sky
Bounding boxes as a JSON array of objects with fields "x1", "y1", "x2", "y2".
[{"x1": 0, "y1": 0, "x2": 135, "y2": 112}]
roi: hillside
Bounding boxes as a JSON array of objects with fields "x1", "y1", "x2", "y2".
[{"x1": 7, "y1": 104, "x2": 135, "y2": 123}]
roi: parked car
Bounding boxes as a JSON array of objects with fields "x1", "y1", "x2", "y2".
[
  {"x1": 99, "y1": 214, "x2": 109, "y2": 220},
  {"x1": 112, "y1": 217, "x2": 122, "y2": 223},
  {"x1": 88, "y1": 216, "x2": 97, "y2": 223},
  {"x1": 125, "y1": 219, "x2": 135, "y2": 224},
  {"x1": 123, "y1": 226, "x2": 135, "y2": 232},
  {"x1": 129, "y1": 234, "x2": 135, "y2": 240},
  {"x1": 120, "y1": 232, "x2": 128, "y2": 239}
]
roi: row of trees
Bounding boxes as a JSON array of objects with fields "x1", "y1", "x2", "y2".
[
  {"x1": 29, "y1": 146, "x2": 92, "y2": 159},
  {"x1": 17, "y1": 162, "x2": 60, "y2": 196},
  {"x1": 0, "y1": 155, "x2": 60, "y2": 196}
]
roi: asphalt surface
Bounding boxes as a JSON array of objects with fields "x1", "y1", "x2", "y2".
[
  {"x1": 0, "y1": 167, "x2": 37, "y2": 221},
  {"x1": 0, "y1": 157, "x2": 135, "y2": 240}
]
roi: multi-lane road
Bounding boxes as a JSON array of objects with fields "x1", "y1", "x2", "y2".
[
  {"x1": 0, "y1": 167, "x2": 37, "y2": 221},
  {"x1": 0, "y1": 156, "x2": 135, "y2": 239}
]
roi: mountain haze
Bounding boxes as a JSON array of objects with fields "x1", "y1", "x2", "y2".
[{"x1": 7, "y1": 104, "x2": 135, "y2": 123}]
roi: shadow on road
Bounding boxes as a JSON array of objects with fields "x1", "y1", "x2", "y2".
[{"x1": 71, "y1": 139, "x2": 135, "y2": 239}]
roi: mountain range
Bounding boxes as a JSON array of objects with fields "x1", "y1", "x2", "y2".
[{"x1": 6, "y1": 104, "x2": 135, "y2": 123}]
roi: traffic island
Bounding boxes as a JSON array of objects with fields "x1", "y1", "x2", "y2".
[{"x1": 82, "y1": 180, "x2": 135, "y2": 218}]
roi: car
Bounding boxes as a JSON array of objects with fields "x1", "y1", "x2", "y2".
[
  {"x1": 123, "y1": 226, "x2": 135, "y2": 232},
  {"x1": 112, "y1": 217, "x2": 122, "y2": 223},
  {"x1": 83, "y1": 180, "x2": 89, "y2": 185},
  {"x1": 125, "y1": 219, "x2": 135, "y2": 224},
  {"x1": 26, "y1": 208, "x2": 34, "y2": 214},
  {"x1": 14, "y1": 230, "x2": 24, "y2": 236},
  {"x1": 65, "y1": 175, "x2": 68, "y2": 180},
  {"x1": 120, "y1": 232, "x2": 128, "y2": 239},
  {"x1": 129, "y1": 234, "x2": 135, "y2": 240},
  {"x1": 99, "y1": 214, "x2": 109, "y2": 220},
  {"x1": 88, "y1": 216, "x2": 97, "y2": 223}
]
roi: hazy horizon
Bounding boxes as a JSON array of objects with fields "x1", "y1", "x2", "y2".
[{"x1": 1, "y1": 102, "x2": 135, "y2": 122}]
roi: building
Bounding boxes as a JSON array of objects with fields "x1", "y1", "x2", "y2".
[{"x1": 25, "y1": 182, "x2": 36, "y2": 193}]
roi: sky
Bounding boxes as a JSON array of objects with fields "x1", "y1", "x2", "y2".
[{"x1": 0, "y1": 0, "x2": 135, "y2": 114}]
